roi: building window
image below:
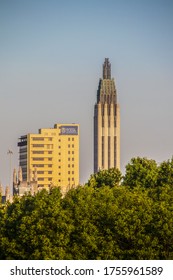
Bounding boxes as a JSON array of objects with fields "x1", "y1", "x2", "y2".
[
  {"x1": 68, "y1": 178, "x2": 70, "y2": 181},
  {"x1": 72, "y1": 171, "x2": 74, "y2": 174},
  {"x1": 102, "y1": 136, "x2": 104, "y2": 168},
  {"x1": 68, "y1": 151, "x2": 70, "y2": 154},
  {"x1": 58, "y1": 153, "x2": 61, "y2": 155},
  {"x1": 33, "y1": 144, "x2": 44, "y2": 148},
  {"x1": 58, "y1": 159, "x2": 61, "y2": 162},
  {"x1": 72, "y1": 178, "x2": 74, "y2": 181},
  {"x1": 33, "y1": 164, "x2": 44, "y2": 167},
  {"x1": 72, "y1": 138, "x2": 74, "y2": 141},
  {"x1": 58, "y1": 173, "x2": 61, "y2": 175},
  {"x1": 39, "y1": 178, "x2": 44, "y2": 181},
  {"x1": 68, "y1": 138, "x2": 70, "y2": 141},
  {"x1": 33, "y1": 151, "x2": 44, "y2": 154},
  {"x1": 48, "y1": 178, "x2": 52, "y2": 181},
  {"x1": 72, "y1": 151, "x2": 74, "y2": 154},
  {"x1": 108, "y1": 136, "x2": 111, "y2": 169},
  {"x1": 72, "y1": 144, "x2": 74, "y2": 148},
  {"x1": 114, "y1": 116, "x2": 116, "y2": 127},
  {"x1": 68, "y1": 164, "x2": 70, "y2": 167},
  {"x1": 68, "y1": 171, "x2": 70, "y2": 174},
  {"x1": 48, "y1": 164, "x2": 52, "y2": 167},
  {"x1": 48, "y1": 171, "x2": 52, "y2": 174},
  {"x1": 32, "y1": 137, "x2": 44, "y2": 141},
  {"x1": 68, "y1": 158, "x2": 70, "y2": 161},
  {"x1": 37, "y1": 171, "x2": 44, "y2": 174},
  {"x1": 59, "y1": 166, "x2": 61, "y2": 169},
  {"x1": 48, "y1": 151, "x2": 52, "y2": 154},
  {"x1": 58, "y1": 179, "x2": 61, "y2": 182},
  {"x1": 20, "y1": 148, "x2": 27, "y2": 153},
  {"x1": 68, "y1": 144, "x2": 70, "y2": 148},
  {"x1": 72, "y1": 158, "x2": 74, "y2": 161},
  {"x1": 33, "y1": 157, "x2": 44, "y2": 161},
  {"x1": 108, "y1": 117, "x2": 110, "y2": 127},
  {"x1": 72, "y1": 164, "x2": 74, "y2": 168},
  {"x1": 22, "y1": 168, "x2": 27, "y2": 172},
  {"x1": 114, "y1": 136, "x2": 117, "y2": 167},
  {"x1": 19, "y1": 155, "x2": 27, "y2": 160},
  {"x1": 58, "y1": 146, "x2": 61, "y2": 149}
]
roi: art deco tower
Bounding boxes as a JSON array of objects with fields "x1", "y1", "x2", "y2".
[{"x1": 94, "y1": 58, "x2": 120, "y2": 172}]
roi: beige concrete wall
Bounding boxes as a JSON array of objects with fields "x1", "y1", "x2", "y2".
[{"x1": 94, "y1": 79, "x2": 120, "y2": 172}]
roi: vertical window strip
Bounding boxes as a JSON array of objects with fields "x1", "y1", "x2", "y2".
[
  {"x1": 102, "y1": 136, "x2": 104, "y2": 168},
  {"x1": 108, "y1": 136, "x2": 111, "y2": 169},
  {"x1": 114, "y1": 136, "x2": 117, "y2": 167}
]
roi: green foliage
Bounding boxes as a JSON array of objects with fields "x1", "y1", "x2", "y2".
[
  {"x1": 0, "y1": 157, "x2": 173, "y2": 260},
  {"x1": 88, "y1": 168, "x2": 122, "y2": 188},
  {"x1": 63, "y1": 185, "x2": 157, "y2": 259},
  {"x1": 0, "y1": 188, "x2": 72, "y2": 260},
  {"x1": 157, "y1": 158, "x2": 173, "y2": 187},
  {"x1": 123, "y1": 157, "x2": 158, "y2": 189},
  {"x1": 147, "y1": 185, "x2": 173, "y2": 259}
]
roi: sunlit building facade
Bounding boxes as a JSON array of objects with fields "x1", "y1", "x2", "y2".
[
  {"x1": 94, "y1": 58, "x2": 120, "y2": 172},
  {"x1": 18, "y1": 124, "x2": 79, "y2": 192}
]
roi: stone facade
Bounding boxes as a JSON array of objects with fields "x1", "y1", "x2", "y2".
[
  {"x1": 13, "y1": 167, "x2": 38, "y2": 197},
  {"x1": 0, "y1": 165, "x2": 73, "y2": 204},
  {"x1": 94, "y1": 58, "x2": 120, "y2": 172},
  {"x1": 0, "y1": 167, "x2": 39, "y2": 204},
  {"x1": 0, "y1": 184, "x2": 13, "y2": 204}
]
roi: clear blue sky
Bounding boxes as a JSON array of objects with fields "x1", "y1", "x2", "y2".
[{"x1": 0, "y1": 0, "x2": 173, "y2": 188}]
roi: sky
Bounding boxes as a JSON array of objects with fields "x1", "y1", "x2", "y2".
[{"x1": 0, "y1": 0, "x2": 173, "y2": 189}]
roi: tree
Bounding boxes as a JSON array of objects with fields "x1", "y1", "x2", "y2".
[
  {"x1": 147, "y1": 184, "x2": 173, "y2": 259},
  {"x1": 0, "y1": 188, "x2": 72, "y2": 260},
  {"x1": 0, "y1": 156, "x2": 173, "y2": 260},
  {"x1": 88, "y1": 168, "x2": 122, "y2": 188},
  {"x1": 157, "y1": 158, "x2": 173, "y2": 187},
  {"x1": 123, "y1": 157, "x2": 158, "y2": 189},
  {"x1": 62, "y1": 184, "x2": 167, "y2": 259}
]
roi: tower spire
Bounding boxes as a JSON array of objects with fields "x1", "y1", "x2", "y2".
[
  {"x1": 94, "y1": 59, "x2": 120, "y2": 172},
  {"x1": 103, "y1": 58, "x2": 111, "y2": 79}
]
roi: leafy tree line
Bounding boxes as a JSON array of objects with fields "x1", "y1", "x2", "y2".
[{"x1": 0, "y1": 157, "x2": 173, "y2": 259}]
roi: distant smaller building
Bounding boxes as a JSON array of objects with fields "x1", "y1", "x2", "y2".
[
  {"x1": 0, "y1": 183, "x2": 13, "y2": 204},
  {"x1": 1, "y1": 163, "x2": 75, "y2": 204},
  {"x1": 13, "y1": 167, "x2": 38, "y2": 196},
  {"x1": 0, "y1": 167, "x2": 39, "y2": 205}
]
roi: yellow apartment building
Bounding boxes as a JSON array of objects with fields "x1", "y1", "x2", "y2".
[{"x1": 18, "y1": 124, "x2": 79, "y2": 192}]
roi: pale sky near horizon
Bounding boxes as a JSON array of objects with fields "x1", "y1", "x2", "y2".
[{"x1": 0, "y1": 0, "x2": 173, "y2": 189}]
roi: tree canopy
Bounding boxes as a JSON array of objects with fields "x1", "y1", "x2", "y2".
[
  {"x1": 87, "y1": 167, "x2": 122, "y2": 188},
  {"x1": 0, "y1": 157, "x2": 173, "y2": 260},
  {"x1": 122, "y1": 157, "x2": 158, "y2": 189}
]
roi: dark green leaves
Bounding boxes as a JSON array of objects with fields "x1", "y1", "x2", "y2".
[
  {"x1": 0, "y1": 157, "x2": 173, "y2": 259},
  {"x1": 123, "y1": 157, "x2": 158, "y2": 189},
  {"x1": 88, "y1": 168, "x2": 122, "y2": 188}
]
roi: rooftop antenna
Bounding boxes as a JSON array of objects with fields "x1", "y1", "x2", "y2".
[{"x1": 7, "y1": 150, "x2": 13, "y2": 188}]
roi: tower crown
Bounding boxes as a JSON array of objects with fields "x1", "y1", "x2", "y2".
[{"x1": 103, "y1": 58, "x2": 111, "y2": 79}]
